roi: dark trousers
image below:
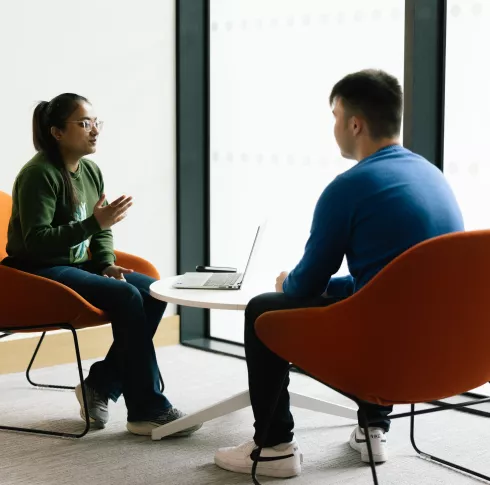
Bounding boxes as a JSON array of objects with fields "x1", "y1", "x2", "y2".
[
  {"x1": 245, "y1": 292, "x2": 392, "y2": 447},
  {"x1": 18, "y1": 262, "x2": 170, "y2": 421}
]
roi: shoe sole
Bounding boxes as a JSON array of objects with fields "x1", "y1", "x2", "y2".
[
  {"x1": 360, "y1": 451, "x2": 387, "y2": 464},
  {"x1": 349, "y1": 437, "x2": 387, "y2": 464},
  {"x1": 75, "y1": 385, "x2": 106, "y2": 430},
  {"x1": 214, "y1": 456, "x2": 302, "y2": 478},
  {"x1": 126, "y1": 421, "x2": 203, "y2": 437}
]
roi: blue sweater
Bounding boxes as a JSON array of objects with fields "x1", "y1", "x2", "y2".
[{"x1": 282, "y1": 145, "x2": 464, "y2": 298}]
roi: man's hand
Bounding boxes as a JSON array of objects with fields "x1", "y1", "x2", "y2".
[
  {"x1": 102, "y1": 265, "x2": 134, "y2": 281},
  {"x1": 275, "y1": 271, "x2": 289, "y2": 293}
]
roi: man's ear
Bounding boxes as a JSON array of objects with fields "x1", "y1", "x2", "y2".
[
  {"x1": 350, "y1": 116, "x2": 364, "y2": 137},
  {"x1": 51, "y1": 126, "x2": 63, "y2": 141}
]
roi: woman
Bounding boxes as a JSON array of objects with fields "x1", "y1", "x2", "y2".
[{"x1": 2, "y1": 93, "x2": 200, "y2": 437}]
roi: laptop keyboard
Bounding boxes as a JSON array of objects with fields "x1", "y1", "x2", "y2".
[{"x1": 204, "y1": 273, "x2": 242, "y2": 287}]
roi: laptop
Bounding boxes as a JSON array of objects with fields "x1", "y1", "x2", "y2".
[{"x1": 173, "y1": 226, "x2": 261, "y2": 290}]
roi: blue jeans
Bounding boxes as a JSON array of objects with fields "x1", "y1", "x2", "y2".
[{"x1": 24, "y1": 263, "x2": 171, "y2": 421}]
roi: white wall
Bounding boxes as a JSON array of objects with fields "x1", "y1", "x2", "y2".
[{"x1": 0, "y1": 0, "x2": 176, "y2": 301}]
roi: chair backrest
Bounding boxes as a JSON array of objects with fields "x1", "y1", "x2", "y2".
[
  {"x1": 0, "y1": 191, "x2": 12, "y2": 260},
  {"x1": 256, "y1": 230, "x2": 490, "y2": 406}
]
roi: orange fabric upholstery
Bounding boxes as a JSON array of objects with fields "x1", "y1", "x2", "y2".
[
  {"x1": 0, "y1": 264, "x2": 107, "y2": 330},
  {"x1": 256, "y1": 230, "x2": 490, "y2": 407},
  {"x1": 114, "y1": 250, "x2": 160, "y2": 280},
  {"x1": 0, "y1": 191, "x2": 12, "y2": 261},
  {"x1": 0, "y1": 190, "x2": 160, "y2": 332}
]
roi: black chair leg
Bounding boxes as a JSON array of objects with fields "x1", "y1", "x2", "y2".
[
  {"x1": 27, "y1": 332, "x2": 165, "y2": 393},
  {"x1": 359, "y1": 409, "x2": 380, "y2": 485},
  {"x1": 25, "y1": 332, "x2": 76, "y2": 390},
  {"x1": 410, "y1": 404, "x2": 490, "y2": 481},
  {"x1": 0, "y1": 325, "x2": 90, "y2": 438},
  {"x1": 159, "y1": 371, "x2": 164, "y2": 393}
]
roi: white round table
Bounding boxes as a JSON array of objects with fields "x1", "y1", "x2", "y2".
[
  {"x1": 148, "y1": 275, "x2": 357, "y2": 440},
  {"x1": 149, "y1": 275, "x2": 273, "y2": 310}
]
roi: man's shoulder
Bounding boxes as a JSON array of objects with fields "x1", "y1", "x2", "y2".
[
  {"x1": 316, "y1": 171, "x2": 357, "y2": 209},
  {"x1": 329, "y1": 164, "x2": 365, "y2": 188},
  {"x1": 349, "y1": 148, "x2": 432, "y2": 178}
]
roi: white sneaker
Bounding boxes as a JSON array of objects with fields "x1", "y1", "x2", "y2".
[
  {"x1": 75, "y1": 383, "x2": 109, "y2": 429},
  {"x1": 215, "y1": 439, "x2": 303, "y2": 478},
  {"x1": 349, "y1": 426, "x2": 388, "y2": 464},
  {"x1": 127, "y1": 408, "x2": 202, "y2": 437}
]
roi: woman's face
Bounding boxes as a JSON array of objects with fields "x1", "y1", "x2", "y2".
[{"x1": 52, "y1": 102, "x2": 102, "y2": 157}]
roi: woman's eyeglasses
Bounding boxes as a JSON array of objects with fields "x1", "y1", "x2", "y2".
[{"x1": 65, "y1": 119, "x2": 104, "y2": 132}]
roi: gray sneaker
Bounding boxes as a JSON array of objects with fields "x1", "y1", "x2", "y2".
[
  {"x1": 126, "y1": 407, "x2": 203, "y2": 437},
  {"x1": 75, "y1": 382, "x2": 109, "y2": 429}
]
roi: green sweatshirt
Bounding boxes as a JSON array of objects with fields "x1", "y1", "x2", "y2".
[{"x1": 6, "y1": 152, "x2": 115, "y2": 271}]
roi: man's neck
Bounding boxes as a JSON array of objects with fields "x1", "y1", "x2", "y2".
[{"x1": 355, "y1": 138, "x2": 400, "y2": 162}]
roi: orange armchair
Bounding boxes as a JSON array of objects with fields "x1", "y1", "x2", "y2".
[
  {"x1": 0, "y1": 190, "x2": 160, "y2": 438},
  {"x1": 256, "y1": 230, "x2": 490, "y2": 484}
]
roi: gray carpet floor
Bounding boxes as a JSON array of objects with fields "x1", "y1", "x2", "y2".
[{"x1": 0, "y1": 345, "x2": 489, "y2": 485}]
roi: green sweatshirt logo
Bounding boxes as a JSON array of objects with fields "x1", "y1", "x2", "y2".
[{"x1": 70, "y1": 202, "x2": 90, "y2": 263}]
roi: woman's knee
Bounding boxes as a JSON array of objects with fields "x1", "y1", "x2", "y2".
[
  {"x1": 112, "y1": 281, "x2": 144, "y2": 308},
  {"x1": 124, "y1": 272, "x2": 157, "y2": 296}
]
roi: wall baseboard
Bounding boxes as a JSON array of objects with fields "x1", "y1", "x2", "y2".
[{"x1": 0, "y1": 315, "x2": 179, "y2": 375}]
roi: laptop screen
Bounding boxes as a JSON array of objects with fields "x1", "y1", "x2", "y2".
[{"x1": 239, "y1": 225, "x2": 261, "y2": 284}]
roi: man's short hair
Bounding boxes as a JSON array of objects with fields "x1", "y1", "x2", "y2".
[{"x1": 329, "y1": 69, "x2": 403, "y2": 140}]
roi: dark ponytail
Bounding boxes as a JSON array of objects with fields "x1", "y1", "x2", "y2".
[{"x1": 32, "y1": 93, "x2": 89, "y2": 214}]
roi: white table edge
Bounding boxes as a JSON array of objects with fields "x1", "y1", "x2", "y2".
[{"x1": 149, "y1": 286, "x2": 245, "y2": 311}]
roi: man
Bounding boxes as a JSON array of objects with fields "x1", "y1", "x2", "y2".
[{"x1": 214, "y1": 69, "x2": 464, "y2": 478}]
